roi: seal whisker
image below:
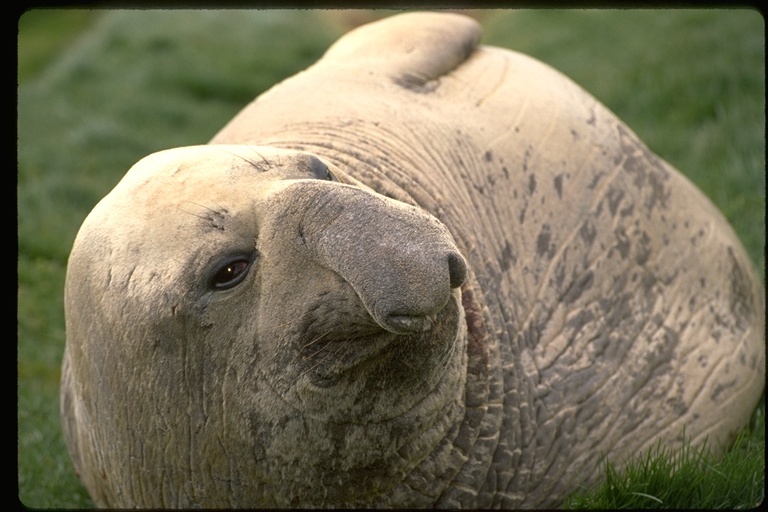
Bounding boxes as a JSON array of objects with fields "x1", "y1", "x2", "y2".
[
  {"x1": 215, "y1": 147, "x2": 274, "y2": 173},
  {"x1": 177, "y1": 204, "x2": 217, "y2": 221},
  {"x1": 244, "y1": 145, "x2": 270, "y2": 165},
  {"x1": 269, "y1": 321, "x2": 339, "y2": 379}
]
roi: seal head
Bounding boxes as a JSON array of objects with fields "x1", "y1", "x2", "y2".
[{"x1": 61, "y1": 144, "x2": 468, "y2": 507}]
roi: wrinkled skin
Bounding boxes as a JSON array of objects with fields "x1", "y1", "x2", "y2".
[{"x1": 61, "y1": 12, "x2": 765, "y2": 509}]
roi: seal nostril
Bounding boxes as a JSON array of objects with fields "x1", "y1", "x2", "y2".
[{"x1": 447, "y1": 252, "x2": 467, "y2": 289}]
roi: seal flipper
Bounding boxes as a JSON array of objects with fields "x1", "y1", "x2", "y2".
[{"x1": 320, "y1": 11, "x2": 481, "y2": 86}]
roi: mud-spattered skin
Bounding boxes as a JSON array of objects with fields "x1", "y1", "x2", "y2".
[{"x1": 61, "y1": 12, "x2": 765, "y2": 509}]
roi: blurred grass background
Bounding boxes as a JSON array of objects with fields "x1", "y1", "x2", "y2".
[{"x1": 17, "y1": 9, "x2": 764, "y2": 509}]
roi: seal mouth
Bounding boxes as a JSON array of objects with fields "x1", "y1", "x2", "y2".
[
  {"x1": 303, "y1": 331, "x2": 399, "y2": 388},
  {"x1": 262, "y1": 293, "x2": 464, "y2": 423},
  {"x1": 381, "y1": 313, "x2": 437, "y2": 334},
  {"x1": 298, "y1": 294, "x2": 461, "y2": 390}
]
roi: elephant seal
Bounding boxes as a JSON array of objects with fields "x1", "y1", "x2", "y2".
[{"x1": 61, "y1": 11, "x2": 765, "y2": 509}]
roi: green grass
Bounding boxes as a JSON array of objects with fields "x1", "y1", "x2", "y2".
[
  {"x1": 17, "y1": 9, "x2": 764, "y2": 509},
  {"x1": 564, "y1": 407, "x2": 765, "y2": 509},
  {"x1": 17, "y1": 9, "x2": 99, "y2": 79}
]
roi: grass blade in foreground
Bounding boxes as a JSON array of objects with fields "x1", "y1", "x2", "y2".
[{"x1": 564, "y1": 405, "x2": 765, "y2": 509}]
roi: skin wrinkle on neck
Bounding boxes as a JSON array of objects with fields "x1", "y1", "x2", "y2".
[{"x1": 239, "y1": 120, "x2": 528, "y2": 505}]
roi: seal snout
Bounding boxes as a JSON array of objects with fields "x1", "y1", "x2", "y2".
[
  {"x1": 377, "y1": 249, "x2": 467, "y2": 335},
  {"x1": 291, "y1": 181, "x2": 467, "y2": 337}
]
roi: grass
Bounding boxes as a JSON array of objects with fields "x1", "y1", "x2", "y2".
[
  {"x1": 564, "y1": 407, "x2": 765, "y2": 509},
  {"x1": 17, "y1": 8, "x2": 764, "y2": 509}
]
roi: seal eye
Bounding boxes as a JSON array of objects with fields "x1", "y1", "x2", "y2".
[
  {"x1": 210, "y1": 257, "x2": 252, "y2": 290},
  {"x1": 308, "y1": 156, "x2": 336, "y2": 181}
]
